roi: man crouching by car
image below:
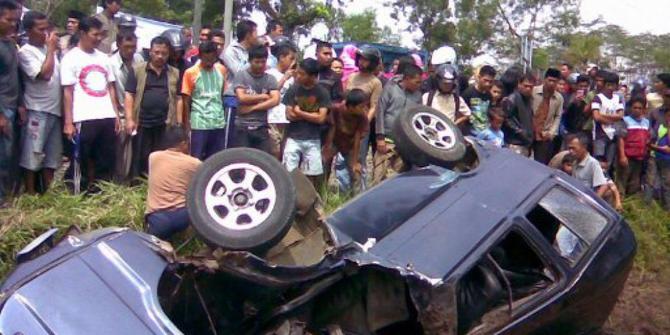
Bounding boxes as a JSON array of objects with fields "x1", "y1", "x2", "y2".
[{"x1": 146, "y1": 127, "x2": 201, "y2": 239}]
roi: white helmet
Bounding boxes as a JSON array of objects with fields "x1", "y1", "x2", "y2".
[{"x1": 431, "y1": 46, "x2": 457, "y2": 66}]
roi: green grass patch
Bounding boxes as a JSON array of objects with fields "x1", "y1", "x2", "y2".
[
  {"x1": 622, "y1": 196, "x2": 670, "y2": 274},
  {"x1": 0, "y1": 183, "x2": 667, "y2": 281}
]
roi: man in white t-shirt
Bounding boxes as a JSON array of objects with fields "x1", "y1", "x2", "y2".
[
  {"x1": 18, "y1": 11, "x2": 62, "y2": 194},
  {"x1": 61, "y1": 16, "x2": 121, "y2": 190},
  {"x1": 266, "y1": 42, "x2": 296, "y2": 159},
  {"x1": 591, "y1": 71, "x2": 625, "y2": 169}
]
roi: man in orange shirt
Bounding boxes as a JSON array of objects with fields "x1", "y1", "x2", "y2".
[{"x1": 181, "y1": 41, "x2": 228, "y2": 160}]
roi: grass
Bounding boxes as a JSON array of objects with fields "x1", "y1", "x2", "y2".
[
  {"x1": 0, "y1": 182, "x2": 667, "y2": 280},
  {"x1": 621, "y1": 196, "x2": 670, "y2": 274}
]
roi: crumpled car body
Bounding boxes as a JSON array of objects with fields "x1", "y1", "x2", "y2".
[{"x1": 0, "y1": 143, "x2": 636, "y2": 335}]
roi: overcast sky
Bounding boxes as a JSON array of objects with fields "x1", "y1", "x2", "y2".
[{"x1": 344, "y1": 0, "x2": 670, "y2": 48}]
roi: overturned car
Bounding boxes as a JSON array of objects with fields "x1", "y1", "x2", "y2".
[{"x1": 0, "y1": 107, "x2": 636, "y2": 334}]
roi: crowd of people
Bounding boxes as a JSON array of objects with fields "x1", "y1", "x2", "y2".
[{"x1": 0, "y1": 0, "x2": 668, "y2": 239}]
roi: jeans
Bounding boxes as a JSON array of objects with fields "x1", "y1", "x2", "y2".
[
  {"x1": 0, "y1": 108, "x2": 18, "y2": 202},
  {"x1": 146, "y1": 207, "x2": 190, "y2": 239},
  {"x1": 335, "y1": 152, "x2": 365, "y2": 194},
  {"x1": 336, "y1": 134, "x2": 370, "y2": 193}
]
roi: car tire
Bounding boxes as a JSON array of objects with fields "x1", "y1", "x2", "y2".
[
  {"x1": 393, "y1": 105, "x2": 466, "y2": 167},
  {"x1": 187, "y1": 148, "x2": 296, "y2": 251}
]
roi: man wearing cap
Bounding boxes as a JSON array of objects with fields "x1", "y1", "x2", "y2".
[{"x1": 530, "y1": 68, "x2": 564, "y2": 164}]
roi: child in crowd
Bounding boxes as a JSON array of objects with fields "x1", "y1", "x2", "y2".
[
  {"x1": 282, "y1": 59, "x2": 331, "y2": 187},
  {"x1": 560, "y1": 153, "x2": 576, "y2": 175},
  {"x1": 476, "y1": 107, "x2": 506, "y2": 148},
  {"x1": 599, "y1": 159, "x2": 624, "y2": 212},
  {"x1": 490, "y1": 80, "x2": 504, "y2": 108},
  {"x1": 616, "y1": 96, "x2": 650, "y2": 195},
  {"x1": 328, "y1": 89, "x2": 369, "y2": 194},
  {"x1": 649, "y1": 107, "x2": 670, "y2": 211}
]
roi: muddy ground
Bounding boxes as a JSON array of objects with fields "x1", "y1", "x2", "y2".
[{"x1": 605, "y1": 268, "x2": 670, "y2": 335}]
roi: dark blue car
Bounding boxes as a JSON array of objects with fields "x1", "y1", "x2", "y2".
[{"x1": 0, "y1": 107, "x2": 636, "y2": 334}]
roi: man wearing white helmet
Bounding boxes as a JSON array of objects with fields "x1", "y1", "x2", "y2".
[
  {"x1": 423, "y1": 64, "x2": 470, "y2": 126},
  {"x1": 422, "y1": 45, "x2": 457, "y2": 93}
]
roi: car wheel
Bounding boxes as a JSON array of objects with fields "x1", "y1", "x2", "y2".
[
  {"x1": 393, "y1": 105, "x2": 466, "y2": 167},
  {"x1": 187, "y1": 148, "x2": 296, "y2": 251}
]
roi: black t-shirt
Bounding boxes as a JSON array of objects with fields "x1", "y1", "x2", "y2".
[
  {"x1": 126, "y1": 65, "x2": 180, "y2": 127},
  {"x1": 283, "y1": 83, "x2": 331, "y2": 140},
  {"x1": 0, "y1": 39, "x2": 19, "y2": 109},
  {"x1": 317, "y1": 67, "x2": 343, "y2": 102}
]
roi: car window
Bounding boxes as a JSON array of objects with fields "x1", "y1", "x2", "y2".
[
  {"x1": 456, "y1": 231, "x2": 557, "y2": 335},
  {"x1": 526, "y1": 187, "x2": 609, "y2": 265}
]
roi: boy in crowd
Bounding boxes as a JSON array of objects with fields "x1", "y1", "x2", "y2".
[
  {"x1": 422, "y1": 64, "x2": 471, "y2": 127},
  {"x1": 329, "y1": 89, "x2": 369, "y2": 194},
  {"x1": 462, "y1": 65, "x2": 496, "y2": 135},
  {"x1": 373, "y1": 64, "x2": 423, "y2": 185},
  {"x1": 182, "y1": 41, "x2": 228, "y2": 160},
  {"x1": 233, "y1": 45, "x2": 280, "y2": 154},
  {"x1": 559, "y1": 153, "x2": 576, "y2": 175},
  {"x1": 648, "y1": 107, "x2": 670, "y2": 211},
  {"x1": 282, "y1": 59, "x2": 330, "y2": 187},
  {"x1": 61, "y1": 16, "x2": 122, "y2": 191},
  {"x1": 18, "y1": 11, "x2": 61, "y2": 194},
  {"x1": 266, "y1": 42, "x2": 297, "y2": 159},
  {"x1": 591, "y1": 71, "x2": 624, "y2": 169},
  {"x1": 616, "y1": 96, "x2": 650, "y2": 195},
  {"x1": 146, "y1": 127, "x2": 201, "y2": 239},
  {"x1": 490, "y1": 80, "x2": 504, "y2": 108},
  {"x1": 477, "y1": 107, "x2": 505, "y2": 148}
]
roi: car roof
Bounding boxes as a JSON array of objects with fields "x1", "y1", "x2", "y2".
[{"x1": 327, "y1": 144, "x2": 565, "y2": 283}]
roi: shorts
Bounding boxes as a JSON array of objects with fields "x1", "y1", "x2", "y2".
[
  {"x1": 593, "y1": 137, "x2": 616, "y2": 166},
  {"x1": 19, "y1": 110, "x2": 63, "y2": 171},
  {"x1": 283, "y1": 138, "x2": 323, "y2": 176}
]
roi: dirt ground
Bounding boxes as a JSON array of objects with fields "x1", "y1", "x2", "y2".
[{"x1": 605, "y1": 268, "x2": 670, "y2": 335}]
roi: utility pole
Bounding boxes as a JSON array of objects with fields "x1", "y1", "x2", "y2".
[
  {"x1": 192, "y1": 0, "x2": 203, "y2": 46},
  {"x1": 223, "y1": 0, "x2": 233, "y2": 48}
]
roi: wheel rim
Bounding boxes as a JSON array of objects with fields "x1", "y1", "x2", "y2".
[
  {"x1": 411, "y1": 112, "x2": 457, "y2": 150},
  {"x1": 203, "y1": 163, "x2": 277, "y2": 231}
]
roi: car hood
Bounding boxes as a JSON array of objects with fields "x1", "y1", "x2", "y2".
[{"x1": 0, "y1": 229, "x2": 181, "y2": 335}]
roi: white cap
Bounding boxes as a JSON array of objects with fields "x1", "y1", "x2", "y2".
[{"x1": 431, "y1": 46, "x2": 457, "y2": 65}]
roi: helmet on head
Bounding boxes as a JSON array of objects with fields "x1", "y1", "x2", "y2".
[
  {"x1": 160, "y1": 29, "x2": 186, "y2": 51},
  {"x1": 117, "y1": 14, "x2": 137, "y2": 30},
  {"x1": 567, "y1": 72, "x2": 580, "y2": 85},
  {"x1": 431, "y1": 46, "x2": 457, "y2": 66},
  {"x1": 436, "y1": 64, "x2": 458, "y2": 83},
  {"x1": 355, "y1": 45, "x2": 381, "y2": 71}
]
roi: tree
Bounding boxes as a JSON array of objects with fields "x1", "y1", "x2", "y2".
[
  {"x1": 562, "y1": 33, "x2": 602, "y2": 69},
  {"x1": 341, "y1": 9, "x2": 380, "y2": 42},
  {"x1": 388, "y1": 0, "x2": 498, "y2": 63},
  {"x1": 492, "y1": 0, "x2": 581, "y2": 64}
]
